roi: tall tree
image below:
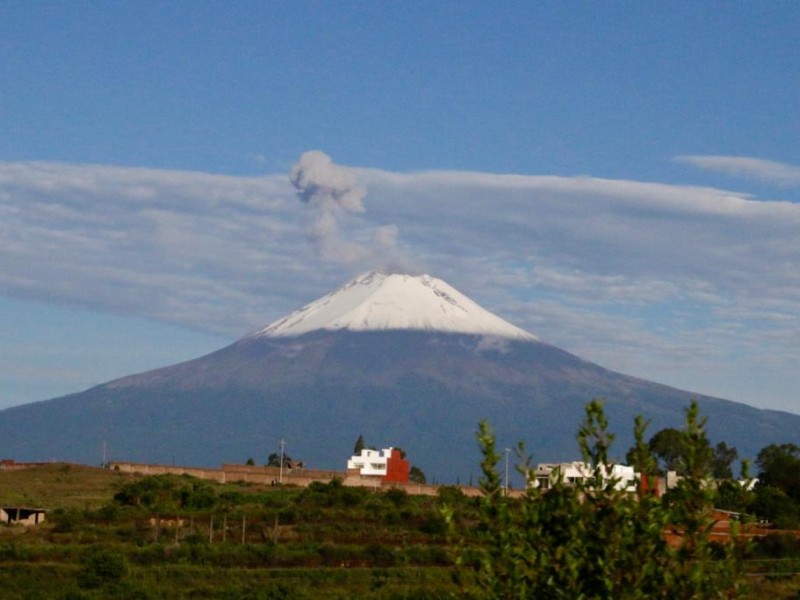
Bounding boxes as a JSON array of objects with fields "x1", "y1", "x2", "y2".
[
  {"x1": 409, "y1": 465, "x2": 426, "y2": 484},
  {"x1": 646, "y1": 423, "x2": 715, "y2": 477},
  {"x1": 353, "y1": 434, "x2": 365, "y2": 455},
  {"x1": 711, "y1": 441, "x2": 738, "y2": 480},
  {"x1": 648, "y1": 427, "x2": 686, "y2": 473},
  {"x1": 267, "y1": 452, "x2": 292, "y2": 468},
  {"x1": 757, "y1": 443, "x2": 800, "y2": 501}
]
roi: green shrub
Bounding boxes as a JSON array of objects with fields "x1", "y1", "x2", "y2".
[
  {"x1": 263, "y1": 580, "x2": 310, "y2": 600},
  {"x1": 51, "y1": 508, "x2": 86, "y2": 533},
  {"x1": 365, "y1": 543, "x2": 397, "y2": 567},
  {"x1": 0, "y1": 542, "x2": 31, "y2": 562},
  {"x1": 78, "y1": 547, "x2": 128, "y2": 589},
  {"x1": 449, "y1": 400, "x2": 746, "y2": 599},
  {"x1": 436, "y1": 485, "x2": 467, "y2": 506},
  {"x1": 752, "y1": 485, "x2": 800, "y2": 529},
  {"x1": 179, "y1": 480, "x2": 218, "y2": 510},
  {"x1": 417, "y1": 513, "x2": 447, "y2": 536},
  {"x1": 300, "y1": 478, "x2": 368, "y2": 509},
  {"x1": 750, "y1": 534, "x2": 800, "y2": 559},
  {"x1": 384, "y1": 487, "x2": 408, "y2": 508}
]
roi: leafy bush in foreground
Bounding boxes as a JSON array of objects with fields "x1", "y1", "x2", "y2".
[{"x1": 449, "y1": 400, "x2": 746, "y2": 599}]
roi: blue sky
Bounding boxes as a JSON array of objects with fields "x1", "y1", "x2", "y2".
[{"x1": 1, "y1": 3, "x2": 799, "y2": 416}]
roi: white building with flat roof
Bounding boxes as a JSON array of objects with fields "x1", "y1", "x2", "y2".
[
  {"x1": 347, "y1": 448, "x2": 394, "y2": 477},
  {"x1": 534, "y1": 461, "x2": 637, "y2": 493}
]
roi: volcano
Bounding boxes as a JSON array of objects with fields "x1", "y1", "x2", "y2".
[{"x1": 1, "y1": 270, "x2": 798, "y2": 482}]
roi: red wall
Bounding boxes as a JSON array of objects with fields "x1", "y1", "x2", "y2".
[{"x1": 382, "y1": 449, "x2": 410, "y2": 483}]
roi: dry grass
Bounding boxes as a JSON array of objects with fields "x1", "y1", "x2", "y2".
[
  {"x1": 0, "y1": 463, "x2": 276, "y2": 511},
  {"x1": 746, "y1": 574, "x2": 800, "y2": 598},
  {"x1": 0, "y1": 463, "x2": 132, "y2": 509}
]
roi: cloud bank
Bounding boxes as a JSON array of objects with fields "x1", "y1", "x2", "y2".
[
  {"x1": 1, "y1": 156, "x2": 798, "y2": 411},
  {"x1": 676, "y1": 155, "x2": 800, "y2": 187}
]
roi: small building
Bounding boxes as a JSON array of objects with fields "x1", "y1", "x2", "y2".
[
  {"x1": 0, "y1": 506, "x2": 46, "y2": 526},
  {"x1": 347, "y1": 447, "x2": 410, "y2": 483},
  {"x1": 534, "y1": 461, "x2": 637, "y2": 493}
]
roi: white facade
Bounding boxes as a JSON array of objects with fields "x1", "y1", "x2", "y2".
[
  {"x1": 0, "y1": 507, "x2": 46, "y2": 526},
  {"x1": 347, "y1": 447, "x2": 394, "y2": 477},
  {"x1": 534, "y1": 461, "x2": 637, "y2": 493}
]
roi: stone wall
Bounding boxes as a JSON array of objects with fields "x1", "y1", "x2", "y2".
[{"x1": 107, "y1": 460, "x2": 502, "y2": 497}]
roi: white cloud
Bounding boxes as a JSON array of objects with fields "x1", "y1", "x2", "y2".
[
  {"x1": 0, "y1": 161, "x2": 313, "y2": 335},
  {"x1": 1, "y1": 158, "x2": 799, "y2": 411},
  {"x1": 675, "y1": 155, "x2": 800, "y2": 187}
]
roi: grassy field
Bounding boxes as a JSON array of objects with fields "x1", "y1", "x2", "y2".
[
  {"x1": 0, "y1": 463, "x2": 130, "y2": 510},
  {"x1": 2, "y1": 464, "x2": 800, "y2": 599},
  {"x1": 1, "y1": 464, "x2": 461, "y2": 598}
]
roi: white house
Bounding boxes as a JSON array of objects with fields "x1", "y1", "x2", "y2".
[
  {"x1": 347, "y1": 448, "x2": 394, "y2": 477},
  {"x1": 533, "y1": 461, "x2": 637, "y2": 493}
]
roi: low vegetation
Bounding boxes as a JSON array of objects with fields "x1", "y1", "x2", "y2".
[
  {"x1": 1, "y1": 401, "x2": 800, "y2": 598},
  {"x1": 455, "y1": 401, "x2": 746, "y2": 599}
]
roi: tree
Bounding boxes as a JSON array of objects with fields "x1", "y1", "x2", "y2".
[
  {"x1": 757, "y1": 443, "x2": 800, "y2": 501},
  {"x1": 353, "y1": 434, "x2": 365, "y2": 455},
  {"x1": 752, "y1": 485, "x2": 800, "y2": 529},
  {"x1": 78, "y1": 548, "x2": 127, "y2": 589},
  {"x1": 267, "y1": 452, "x2": 292, "y2": 468},
  {"x1": 648, "y1": 427, "x2": 687, "y2": 473},
  {"x1": 113, "y1": 475, "x2": 180, "y2": 510},
  {"x1": 715, "y1": 479, "x2": 753, "y2": 514},
  {"x1": 448, "y1": 399, "x2": 744, "y2": 599},
  {"x1": 645, "y1": 424, "x2": 716, "y2": 477},
  {"x1": 409, "y1": 465, "x2": 426, "y2": 484},
  {"x1": 711, "y1": 441, "x2": 738, "y2": 480},
  {"x1": 626, "y1": 415, "x2": 658, "y2": 498},
  {"x1": 245, "y1": 457, "x2": 255, "y2": 466}
]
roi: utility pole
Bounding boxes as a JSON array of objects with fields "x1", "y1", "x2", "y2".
[{"x1": 278, "y1": 438, "x2": 285, "y2": 484}]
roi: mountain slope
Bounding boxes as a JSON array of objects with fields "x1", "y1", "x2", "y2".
[{"x1": 1, "y1": 272, "x2": 798, "y2": 482}]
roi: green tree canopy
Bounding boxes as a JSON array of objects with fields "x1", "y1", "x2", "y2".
[
  {"x1": 648, "y1": 427, "x2": 686, "y2": 473},
  {"x1": 409, "y1": 465, "x2": 426, "y2": 484},
  {"x1": 757, "y1": 443, "x2": 800, "y2": 501},
  {"x1": 711, "y1": 441, "x2": 738, "y2": 480},
  {"x1": 267, "y1": 452, "x2": 293, "y2": 468},
  {"x1": 641, "y1": 422, "x2": 723, "y2": 478}
]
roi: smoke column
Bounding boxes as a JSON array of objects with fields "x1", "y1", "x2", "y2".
[
  {"x1": 290, "y1": 150, "x2": 413, "y2": 271},
  {"x1": 290, "y1": 150, "x2": 369, "y2": 263}
]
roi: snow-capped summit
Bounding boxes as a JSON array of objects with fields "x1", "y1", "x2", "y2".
[{"x1": 249, "y1": 270, "x2": 538, "y2": 340}]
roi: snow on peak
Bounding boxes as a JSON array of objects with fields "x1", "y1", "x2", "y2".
[{"x1": 249, "y1": 270, "x2": 538, "y2": 340}]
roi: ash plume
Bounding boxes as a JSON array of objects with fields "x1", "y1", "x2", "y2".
[
  {"x1": 290, "y1": 150, "x2": 367, "y2": 213},
  {"x1": 290, "y1": 150, "x2": 411, "y2": 269}
]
